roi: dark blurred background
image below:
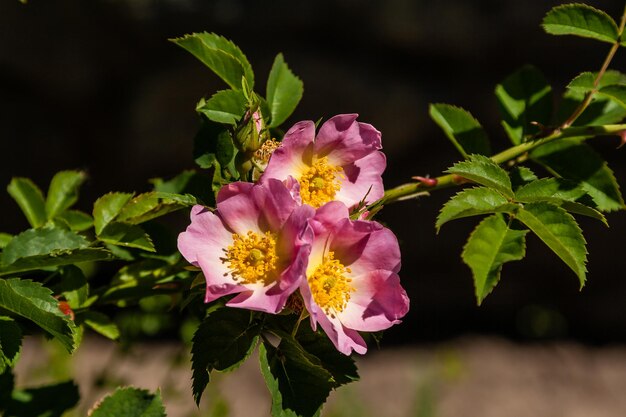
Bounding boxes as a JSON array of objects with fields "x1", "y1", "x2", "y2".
[{"x1": 1, "y1": 0, "x2": 626, "y2": 345}]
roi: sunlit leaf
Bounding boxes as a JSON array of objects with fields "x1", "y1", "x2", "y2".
[
  {"x1": 436, "y1": 187, "x2": 517, "y2": 230},
  {"x1": 93, "y1": 192, "x2": 134, "y2": 235},
  {"x1": 516, "y1": 202, "x2": 587, "y2": 288},
  {"x1": 462, "y1": 214, "x2": 528, "y2": 305},
  {"x1": 542, "y1": 3, "x2": 619, "y2": 44},
  {"x1": 197, "y1": 89, "x2": 247, "y2": 125},
  {"x1": 45, "y1": 170, "x2": 86, "y2": 219},
  {"x1": 446, "y1": 154, "x2": 513, "y2": 198},
  {"x1": 267, "y1": 53, "x2": 304, "y2": 127},
  {"x1": 7, "y1": 178, "x2": 47, "y2": 228},
  {"x1": 1, "y1": 227, "x2": 89, "y2": 266}
]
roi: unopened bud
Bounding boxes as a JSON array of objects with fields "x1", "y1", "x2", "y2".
[{"x1": 234, "y1": 109, "x2": 264, "y2": 154}]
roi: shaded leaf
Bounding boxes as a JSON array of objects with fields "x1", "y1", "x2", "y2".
[
  {"x1": 172, "y1": 32, "x2": 254, "y2": 90},
  {"x1": 0, "y1": 278, "x2": 77, "y2": 352},
  {"x1": 197, "y1": 89, "x2": 247, "y2": 125},
  {"x1": 0, "y1": 233, "x2": 12, "y2": 250},
  {"x1": 510, "y1": 166, "x2": 539, "y2": 190},
  {"x1": 89, "y1": 387, "x2": 165, "y2": 417},
  {"x1": 446, "y1": 154, "x2": 513, "y2": 198},
  {"x1": 54, "y1": 265, "x2": 89, "y2": 309},
  {"x1": 542, "y1": 3, "x2": 619, "y2": 44},
  {"x1": 531, "y1": 140, "x2": 624, "y2": 211},
  {"x1": 0, "y1": 249, "x2": 114, "y2": 277},
  {"x1": 267, "y1": 53, "x2": 304, "y2": 127},
  {"x1": 516, "y1": 202, "x2": 587, "y2": 288},
  {"x1": 3, "y1": 380, "x2": 79, "y2": 417},
  {"x1": 566, "y1": 70, "x2": 626, "y2": 93},
  {"x1": 115, "y1": 192, "x2": 197, "y2": 225},
  {"x1": 436, "y1": 187, "x2": 517, "y2": 230},
  {"x1": 56, "y1": 210, "x2": 93, "y2": 231},
  {"x1": 1, "y1": 227, "x2": 89, "y2": 266},
  {"x1": 150, "y1": 170, "x2": 195, "y2": 194},
  {"x1": 260, "y1": 339, "x2": 332, "y2": 417},
  {"x1": 98, "y1": 222, "x2": 155, "y2": 252},
  {"x1": 93, "y1": 192, "x2": 133, "y2": 235},
  {"x1": 45, "y1": 170, "x2": 86, "y2": 219},
  {"x1": 429, "y1": 103, "x2": 491, "y2": 157},
  {"x1": 192, "y1": 308, "x2": 260, "y2": 404},
  {"x1": 295, "y1": 325, "x2": 359, "y2": 388},
  {"x1": 495, "y1": 65, "x2": 552, "y2": 144},
  {"x1": 7, "y1": 178, "x2": 47, "y2": 228},
  {"x1": 0, "y1": 317, "x2": 22, "y2": 373},
  {"x1": 462, "y1": 214, "x2": 528, "y2": 305},
  {"x1": 598, "y1": 84, "x2": 626, "y2": 108}
]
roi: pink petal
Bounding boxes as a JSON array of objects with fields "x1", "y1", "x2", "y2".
[
  {"x1": 344, "y1": 223, "x2": 401, "y2": 275},
  {"x1": 335, "y1": 151, "x2": 386, "y2": 207},
  {"x1": 339, "y1": 270, "x2": 409, "y2": 332},
  {"x1": 315, "y1": 310, "x2": 368, "y2": 355},
  {"x1": 315, "y1": 114, "x2": 382, "y2": 166},
  {"x1": 216, "y1": 182, "x2": 262, "y2": 234},
  {"x1": 227, "y1": 283, "x2": 289, "y2": 313},
  {"x1": 177, "y1": 205, "x2": 232, "y2": 267},
  {"x1": 261, "y1": 121, "x2": 315, "y2": 182},
  {"x1": 309, "y1": 201, "x2": 350, "y2": 236},
  {"x1": 252, "y1": 178, "x2": 298, "y2": 231}
]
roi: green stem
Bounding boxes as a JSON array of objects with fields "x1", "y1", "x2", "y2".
[{"x1": 370, "y1": 124, "x2": 626, "y2": 210}]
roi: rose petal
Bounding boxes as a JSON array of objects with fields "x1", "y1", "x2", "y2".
[
  {"x1": 262, "y1": 120, "x2": 315, "y2": 182},
  {"x1": 315, "y1": 114, "x2": 382, "y2": 165},
  {"x1": 335, "y1": 151, "x2": 386, "y2": 207},
  {"x1": 216, "y1": 182, "x2": 262, "y2": 234}
]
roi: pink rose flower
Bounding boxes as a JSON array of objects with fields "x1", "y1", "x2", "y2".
[
  {"x1": 300, "y1": 201, "x2": 410, "y2": 355},
  {"x1": 178, "y1": 179, "x2": 314, "y2": 313},
  {"x1": 261, "y1": 114, "x2": 386, "y2": 209}
]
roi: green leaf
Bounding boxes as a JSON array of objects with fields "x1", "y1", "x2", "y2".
[
  {"x1": 260, "y1": 338, "x2": 333, "y2": 417},
  {"x1": 295, "y1": 325, "x2": 359, "y2": 388},
  {"x1": 3, "y1": 380, "x2": 79, "y2": 417},
  {"x1": 495, "y1": 65, "x2": 552, "y2": 144},
  {"x1": 0, "y1": 317, "x2": 22, "y2": 373},
  {"x1": 89, "y1": 387, "x2": 165, "y2": 417},
  {"x1": 462, "y1": 214, "x2": 528, "y2": 305},
  {"x1": 559, "y1": 91, "x2": 626, "y2": 126},
  {"x1": 0, "y1": 233, "x2": 13, "y2": 249},
  {"x1": 542, "y1": 3, "x2": 619, "y2": 44},
  {"x1": 193, "y1": 119, "x2": 239, "y2": 181},
  {"x1": 516, "y1": 202, "x2": 587, "y2": 288},
  {"x1": 1, "y1": 227, "x2": 89, "y2": 266},
  {"x1": 50, "y1": 265, "x2": 89, "y2": 310},
  {"x1": 566, "y1": 70, "x2": 626, "y2": 93},
  {"x1": 598, "y1": 84, "x2": 626, "y2": 108},
  {"x1": 115, "y1": 192, "x2": 196, "y2": 225},
  {"x1": 93, "y1": 192, "x2": 134, "y2": 235},
  {"x1": 150, "y1": 170, "x2": 195, "y2": 194},
  {"x1": 56, "y1": 210, "x2": 93, "y2": 232},
  {"x1": 515, "y1": 178, "x2": 607, "y2": 224},
  {"x1": 510, "y1": 166, "x2": 539, "y2": 190},
  {"x1": 0, "y1": 278, "x2": 77, "y2": 352},
  {"x1": 436, "y1": 187, "x2": 517, "y2": 230},
  {"x1": 197, "y1": 89, "x2": 247, "y2": 125},
  {"x1": 191, "y1": 308, "x2": 260, "y2": 404},
  {"x1": 172, "y1": 32, "x2": 254, "y2": 90},
  {"x1": 98, "y1": 222, "x2": 155, "y2": 252},
  {"x1": 81, "y1": 311, "x2": 120, "y2": 340},
  {"x1": 531, "y1": 140, "x2": 624, "y2": 211},
  {"x1": 0, "y1": 249, "x2": 114, "y2": 277},
  {"x1": 429, "y1": 104, "x2": 491, "y2": 157},
  {"x1": 267, "y1": 53, "x2": 304, "y2": 127},
  {"x1": 45, "y1": 170, "x2": 86, "y2": 219},
  {"x1": 446, "y1": 154, "x2": 514, "y2": 198},
  {"x1": 7, "y1": 178, "x2": 47, "y2": 228}
]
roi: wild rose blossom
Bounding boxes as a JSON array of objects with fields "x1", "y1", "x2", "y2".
[
  {"x1": 300, "y1": 201, "x2": 410, "y2": 355},
  {"x1": 261, "y1": 114, "x2": 386, "y2": 209},
  {"x1": 177, "y1": 179, "x2": 314, "y2": 313}
]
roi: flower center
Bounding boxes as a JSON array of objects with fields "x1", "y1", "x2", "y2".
[
  {"x1": 299, "y1": 157, "x2": 343, "y2": 208},
  {"x1": 308, "y1": 252, "x2": 354, "y2": 316},
  {"x1": 222, "y1": 231, "x2": 278, "y2": 285}
]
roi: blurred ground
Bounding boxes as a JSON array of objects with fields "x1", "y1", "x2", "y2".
[{"x1": 15, "y1": 335, "x2": 626, "y2": 417}]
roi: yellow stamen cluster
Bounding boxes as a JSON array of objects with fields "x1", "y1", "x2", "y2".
[
  {"x1": 254, "y1": 139, "x2": 280, "y2": 165},
  {"x1": 299, "y1": 157, "x2": 343, "y2": 208},
  {"x1": 308, "y1": 252, "x2": 354, "y2": 316},
  {"x1": 222, "y1": 231, "x2": 278, "y2": 285}
]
